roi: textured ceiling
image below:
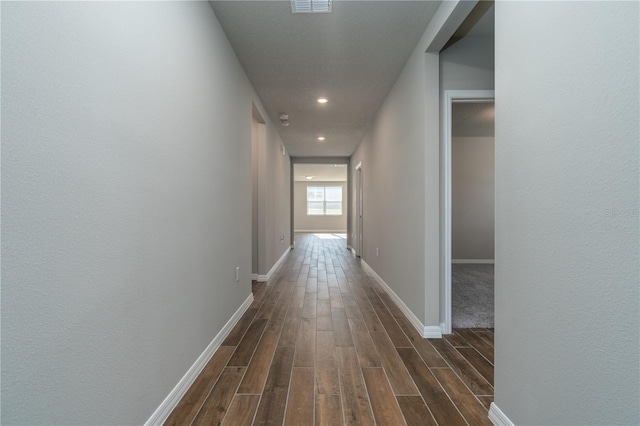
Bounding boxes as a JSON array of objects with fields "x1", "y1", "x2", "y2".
[
  {"x1": 293, "y1": 163, "x2": 348, "y2": 181},
  {"x1": 210, "y1": 1, "x2": 441, "y2": 157},
  {"x1": 452, "y1": 101, "x2": 495, "y2": 137}
]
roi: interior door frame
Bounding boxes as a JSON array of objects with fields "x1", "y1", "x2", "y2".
[
  {"x1": 251, "y1": 103, "x2": 266, "y2": 280},
  {"x1": 442, "y1": 90, "x2": 495, "y2": 335}
]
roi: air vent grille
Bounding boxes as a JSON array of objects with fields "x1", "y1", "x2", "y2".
[{"x1": 291, "y1": 0, "x2": 332, "y2": 14}]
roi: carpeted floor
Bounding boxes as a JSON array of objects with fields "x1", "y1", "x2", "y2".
[{"x1": 452, "y1": 263, "x2": 494, "y2": 328}]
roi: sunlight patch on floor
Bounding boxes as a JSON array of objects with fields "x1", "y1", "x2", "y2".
[{"x1": 314, "y1": 233, "x2": 347, "y2": 240}]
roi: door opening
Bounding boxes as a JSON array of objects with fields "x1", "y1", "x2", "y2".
[
  {"x1": 290, "y1": 159, "x2": 350, "y2": 248},
  {"x1": 442, "y1": 90, "x2": 495, "y2": 334},
  {"x1": 355, "y1": 162, "x2": 363, "y2": 258},
  {"x1": 251, "y1": 104, "x2": 266, "y2": 281}
]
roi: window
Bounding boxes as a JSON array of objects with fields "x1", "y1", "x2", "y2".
[{"x1": 307, "y1": 186, "x2": 342, "y2": 215}]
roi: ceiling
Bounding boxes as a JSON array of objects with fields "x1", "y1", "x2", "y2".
[
  {"x1": 210, "y1": 1, "x2": 441, "y2": 157},
  {"x1": 467, "y1": 4, "x2": 494, "y2": 37},
  {"x1": 293, "y1": 163, "x2": 348, "y2": 181}
]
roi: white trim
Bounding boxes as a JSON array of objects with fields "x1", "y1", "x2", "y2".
[
  {"x1": 489, "y1": 403, "x2": 515, "y2": 426},
  {"x1": 144, "y1": 293, "x2": 254, "y2": 426},
  {"x1": 257, "y1": 246, "x2": 291, "y2": 282},
  {"x1": 423, "y1": 326, "x2": 442, "y2": 339},
  {"x1": 442, "y1": 90, "x2": 495, "y2": 336},
  {"x1": 251, "y1": 274, "x2": 259, "y2": 281},
  {"x1": 452, "y1": 259, "x2": 495, "y2": 264},
  {"x1": 347, "y1": 246, "x2": 357, "y2": 258},
  {"x1": 361, "y1": 260, "x2": 441, "y2": 339}
]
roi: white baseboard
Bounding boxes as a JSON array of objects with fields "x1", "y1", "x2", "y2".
[
  {"x1": 361, "y1": 260, "x2": 442, "y2": 339},
  {"x1": 452, "y1": 259, "x2": 495, "y2": 264},
  {"x1": 144, "y1": 293, "x2": 254, "y2": 426},
  {"x1": 251, "y1": 274, "x2": 259, "y2": 281},
  {"x1": 347, "y1": 246, "x2": 357, "y2": 258},
  {"x1": 424, "y1": 326, "x2": 443, "y2": 338},
  {"x1": 489, "y1": 403, "x2": 515, "y2": 426},
  {"x1": 440, "y1": 322, "x2": 448, "y2": 335},
  {"x1": 257, "y1": 246, "x2": 291, "y2": 282}
]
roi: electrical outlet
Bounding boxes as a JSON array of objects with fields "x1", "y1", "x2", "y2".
[
  {"x1": 376, "y1": 248, "x2": 379, "y2": 257},
  {"x1": 235, "y1": 267, "x2": 240, "y2": 282}
]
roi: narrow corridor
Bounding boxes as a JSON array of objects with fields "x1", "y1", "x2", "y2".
[{"x1": 166, "y1": 233, "x2": 494, "y2": 425}]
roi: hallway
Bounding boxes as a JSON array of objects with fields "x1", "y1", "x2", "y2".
[
  {"x1": 166, "y1": 234, "x2": 494, "y2": 425},
  {"x1": 3, "y1": 2, "x2": 638, "y2": 424}
]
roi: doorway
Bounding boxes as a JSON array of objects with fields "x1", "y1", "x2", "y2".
[
  {"x1": 251, "y1": 104, "x2": 266, "y2": 280},
  {"x1": 355, "y1": 162, "x2": 363, "y2": 258},
  {"x1": 290, "y1": 159, "x2": 349, "y2": 249},
  {"x1": 442, "y1": 90, "x2": 495, "y2": 334}
]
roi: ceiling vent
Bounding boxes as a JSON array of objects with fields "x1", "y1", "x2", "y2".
[{"x1": 291, "y1": 0, "x2": 332, "y2": 14}]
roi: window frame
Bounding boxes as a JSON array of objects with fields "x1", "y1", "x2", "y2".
[{"x1": 306, "y1": 185, "x2": 343, "y2": 216}]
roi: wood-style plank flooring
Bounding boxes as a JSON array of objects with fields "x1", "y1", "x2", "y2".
[{"x1": 165, "y1": 233, "x2": 494, "y2": 426}]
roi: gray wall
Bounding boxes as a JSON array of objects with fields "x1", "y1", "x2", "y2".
[
  {"x1": 440, "y1": 36, "x2": 494, "y2": 93},
  {"x1": 261, "y1": 124, "x2": 291, "y2": 275},
  {"x1": 350, "y1": 41, "x2": 430, "y2": 325},
  {"x1": 1, "y1": 2, "x2": 289, "y2": 424},
  {"x1": 294, "y1": 181, "x2": 347, "y2": 232},
  {"x1": 494, "y1": 1, "x2": 639, "y2": 424},
  {"x1": 254, "y1": 117, "x2": 290, "y2": 277},
  {"x1": 452, "y1": 136, "x2": 495, "y2": 260}
]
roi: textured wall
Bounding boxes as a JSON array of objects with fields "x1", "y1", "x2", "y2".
[
  {"x1": 494, "y1": 1, "x2": 639, "y2": 424},
  {"x1": 1, "y1": 2, "x2": 287, "y2": 424},
  {"x1": 294, "y1": 181, "x2": 347, "y2": 232}
]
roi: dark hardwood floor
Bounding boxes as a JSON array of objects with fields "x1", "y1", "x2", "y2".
[{"x1": 165, "y1": 233, "x2": 494, "y2": 425}]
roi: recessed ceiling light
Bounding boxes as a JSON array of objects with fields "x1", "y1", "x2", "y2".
[
  {"x1": 305, "y1": 176, "x2": 313, "y2": 180},
  {"x1": 317, "y1": 136, "x2": 325, "y2": 141},
  {"x1": 281, "y1": 120, "x2": 290, "y2": 127},
  {"x1": 317, "y1": 98, "x2": 328, "y2": 104}
]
